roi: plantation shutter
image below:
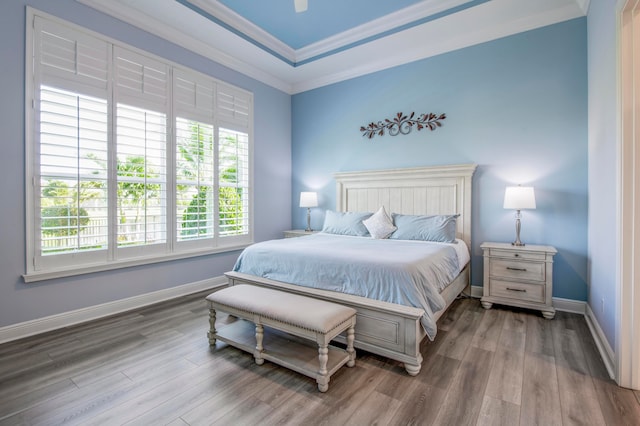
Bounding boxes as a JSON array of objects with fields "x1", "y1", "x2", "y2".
[
  {"x1": 113, "y1": 47, "x2": 169, "y2": 254},
  {"x1": 35, "y1": 16, "x2": 109, "y2": 93},
  {"x1": 27, "y1": 11, "x2": 253, "y2": 279},
  {"x1": 174, "y1": 70, "x2": 216, "y2": 245},
  {"x1": 33, "y1": 16, "x2": 110, "y2": 270},
  {"x1": 216, "y1": 83, "x2": 251, "y2": 131},
  {"x1": 216, "y1": 84, "x2": 251, "y2": 240}
]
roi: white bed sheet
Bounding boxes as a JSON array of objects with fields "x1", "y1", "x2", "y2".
[{"x1": 232, "y1": 233, "x2": 470, "y2": 339}]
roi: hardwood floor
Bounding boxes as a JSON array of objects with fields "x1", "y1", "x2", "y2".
[{"x1": 1, "y1": 291, "x2": 639, "y2": 425}]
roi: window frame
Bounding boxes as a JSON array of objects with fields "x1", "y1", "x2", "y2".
[{"x1": 24, "y1": 8, "x2": 253, "y2": 282}]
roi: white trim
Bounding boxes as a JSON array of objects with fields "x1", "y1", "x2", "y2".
[
  {"x1": 553, "y1": 297, "x2": 586, "y2": 314},
  {"x1": 74, "y1": 0, "x2": 293, "y2": 93},
  {"x1": 22, "y1": 243, "x2": 249, "y2": 283},
  {"x1": 471, "y1": 285, "x2": 483, "y2": 298},
  {"x1": 295, "y1": 0, "x2": 472, "y2": 62},
  {"x1": 185, "y1": 0, "x2": 296, "y2": 62},
  {"x1": 75, "y1": 0, "x2": 586, "y2": 95},
  {"x1": 617, "y1": 0, "x2": 640, "y2": 390},
  {"x1": 290, "y1": 0, "x2": 586, "y2": 94},
  {"x1": 586, "y1": 303, "x2": 617, "y2": 380},
  {"x1": 0, "y1": 276, "x2": 227, "y2": 345},
  {"x1": 575, "y1": 0, "x2": 591, "y2": 14}
]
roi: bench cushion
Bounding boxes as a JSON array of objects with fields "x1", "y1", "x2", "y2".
[{"x1": 207, "y1": 285, "x2": 356, "y2": 334}]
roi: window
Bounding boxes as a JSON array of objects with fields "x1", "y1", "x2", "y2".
[{"x1": 25, "y1": 11, "x2": 253, "y2": 280}]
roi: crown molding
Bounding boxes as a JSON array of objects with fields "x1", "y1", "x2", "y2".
[
  {"x1": 75, "y1": 0, "x2": 294, "y2": 93},
  {"x1": 291, "y1": 0, "x2": 586, "y2": 93},
  {"x1": 77, "y1": 0, "x2": 586, "y2": 95},
  {"x1": 181, "y1": 0, "x2": 297, "y2": 63},
  {"x1": 575, "y1": 0, "x2": 591, "y2": 14},
  {"x1": 295, "y1": 0, "x2": 472, "y2": 62}
]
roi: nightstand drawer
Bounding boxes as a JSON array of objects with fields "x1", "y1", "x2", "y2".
[
  {"x1": 490, "y1": 279, "x2": 545, "y2": 303},
  {"x1": 489, "y1": 259, "x2": 545, "y2": 282},
  {"x1": 489, "y1": 249, "x2": 547, "y2": 261}
]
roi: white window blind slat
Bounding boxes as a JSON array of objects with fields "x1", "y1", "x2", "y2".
[
  {"x1": 115, "y1": 47, "x2": 169, "y2": 106},
  {"x1": 36, "y1": 17, "x2": 109, "y2": 91},
  {"x1": 174, "y1": 70, "x2": 215, "y2": 122},
  {"x1": 216, "y1": 84, "x2": 251, "y2": 130}
]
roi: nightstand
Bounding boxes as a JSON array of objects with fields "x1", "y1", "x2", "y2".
[
  {"x1": 283, "y1": 229, "x2": 318, "y2": 238},
  {"x1": 480, "y1": 242, "x2": 557, "y2": 319}
]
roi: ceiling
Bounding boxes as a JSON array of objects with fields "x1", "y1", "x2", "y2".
[{"x1": 76, "y1": 0, "x2": 589, "y2": 94}]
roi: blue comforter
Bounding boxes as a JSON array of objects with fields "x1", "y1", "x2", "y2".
[{"x1": 232, "y1": 233, "x2": 461, "y2": 339}]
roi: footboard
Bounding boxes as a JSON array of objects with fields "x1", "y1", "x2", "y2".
[{"x1": 224, "y1": 271, "x2": 426, "y2": 375}]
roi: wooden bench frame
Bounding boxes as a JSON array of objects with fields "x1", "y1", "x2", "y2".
[{"x1": 207, "y1": 289, "x2": 356, "y2": 392}]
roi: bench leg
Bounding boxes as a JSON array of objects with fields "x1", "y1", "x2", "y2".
[
  {"x1": 207, "y1": 308, "x2": 217, "y2": 346},
  {"x1": 254, "y1": 323, "x2": 265, "y2": 365},
  {"x1": 346, "y1": 326, "x2": 356, "y2": 367},
  {"x1": 317, "y1": 344, "x2": 329, "y2": 392}
]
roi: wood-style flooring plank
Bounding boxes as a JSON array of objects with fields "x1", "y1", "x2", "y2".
[
  {"x1": 436, "y1": 309, "x2": 483, "y2": 360},
  {"x1": 345, "y1": 390, "x2": 403, "y2": 425},
  {"x1": 484, "y1": 347, "x2": 524, "y2": 406},
  {"x1": 476, "y1": 395, "x2": 520, "y2": 426},
  {"x1": 525, "y1": 314, "x2": 555, "y2": 357},
  {"x1": 551, "y1": 317, "x2": 606, "y2": 425},
  {"x1": 520, "y1": 352, "x2": 562, "y2": 426},
  {"x1": 432, "y1": 346, "x2": 494, "y2": 426},
  {"x1": 387, "y1": 379, "x2": 447, "y2": 426},
  {"x1": 471, "y1": 307, "x2": 506, "y2": 352},
  {"x1": 592, "y1": 378, "x2": 640, "y2": 426}
]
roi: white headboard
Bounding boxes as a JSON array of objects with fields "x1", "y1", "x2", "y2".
[{"x1": 334, "y1": 164, "x2": 477, "y2": 247}]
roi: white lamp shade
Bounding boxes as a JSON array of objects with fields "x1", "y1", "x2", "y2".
[
  {"x1": 299, "y1": 191, "x2": 318, "y2": 208},
  {"x1": 503, "y1": 186, "x2": 536, "y2": 210}
]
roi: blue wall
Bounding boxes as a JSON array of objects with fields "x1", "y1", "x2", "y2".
[
  {"x1": 0, "y1": 1, "x2": 291, "y2": 327},
  {"x1": 292, "y1": 18, "x2": 588, "y2": 300}
]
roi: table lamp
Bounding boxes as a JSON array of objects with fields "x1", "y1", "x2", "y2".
[
  {"x1": 299, "y1": 191, "x2": 318, "y2": 232},
  {"x1": 503, "y1": 185, "x2": 536, "y2": 246}
]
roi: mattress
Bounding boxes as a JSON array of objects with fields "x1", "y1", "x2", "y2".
[{"x1": 232, "y1": 233, "x2": 469, "y2": 339}]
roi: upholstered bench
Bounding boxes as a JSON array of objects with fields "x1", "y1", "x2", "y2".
[{"x1": 206, "y1": 284, "x2": 356, "y2": 392}]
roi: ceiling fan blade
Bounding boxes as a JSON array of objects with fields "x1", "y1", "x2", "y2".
[{"x1": 294, "y1": 0, "x2": 307, "y2": 13}]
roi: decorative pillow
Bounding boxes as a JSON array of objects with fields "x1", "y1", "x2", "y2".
[
  {"x1": 389, "y1": 213, "x2": 459, "y2": 243},
  {"x1": 321, "y1": 210, "x2": 372, "y2": 236},
  {"x1": 363, "y1": 206, "x2": 397, "y2": 239}
]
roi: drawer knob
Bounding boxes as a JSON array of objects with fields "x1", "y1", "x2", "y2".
[
  {"x1": 506, "y1": 287, "x2": 527, "y2": 292},
  {"x1": 506, "y1": 266, "x2": 527, "y2": 272},
  {"x1": 514, "y1": 253, "x2": 520, "y2": 257}
]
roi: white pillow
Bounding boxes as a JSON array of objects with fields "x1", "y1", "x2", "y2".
[{"x1": 362, "y1": 206, "x2": 397, "y2": 239}]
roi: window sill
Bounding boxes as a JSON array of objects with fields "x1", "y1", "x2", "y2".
[{"x1": 22, "y1": 243, "x2": 251, "y2": 283}]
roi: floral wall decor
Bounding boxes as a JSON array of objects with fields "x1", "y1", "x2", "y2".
[{"x1": 360, "y1": 112, "x2": 446, "y2": 139}]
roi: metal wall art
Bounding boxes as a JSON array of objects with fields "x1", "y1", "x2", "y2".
[{"x1": 360, "y1": 112, "x2": 446, "y2": 139}]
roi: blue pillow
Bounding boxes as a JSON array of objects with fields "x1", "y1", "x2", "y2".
[
  {"x1": 321, "y1": 210, "x2": 372, "y2": 236},
  {"x1": 389, "y1": 213, "x2": 459, "y2": 243}
]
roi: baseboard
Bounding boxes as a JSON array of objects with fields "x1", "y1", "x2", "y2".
[
  {"x1": 552, "y1": 297, "x2": 586, "y2": 314},
  {"x1": 584, "y1": 304, "x2": 616, "y2": 380},
  {"x1": 0, "y1": 276, "x2": 227, "y2": 345},
  {"x1": 470, "y1": 285, "x2": 483, "y2": 298}
]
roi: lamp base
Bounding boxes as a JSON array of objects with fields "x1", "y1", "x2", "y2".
[
  {"x1": 511, "y1": 211, "x2": 525, "y2": 246},
  {"x1": 305, "y1": 207, "x2": 312, "y2": 232}
]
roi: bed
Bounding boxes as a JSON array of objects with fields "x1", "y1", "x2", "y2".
[{"x1": 225, "y1": 163, "x2": 477, "y2": 375}]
